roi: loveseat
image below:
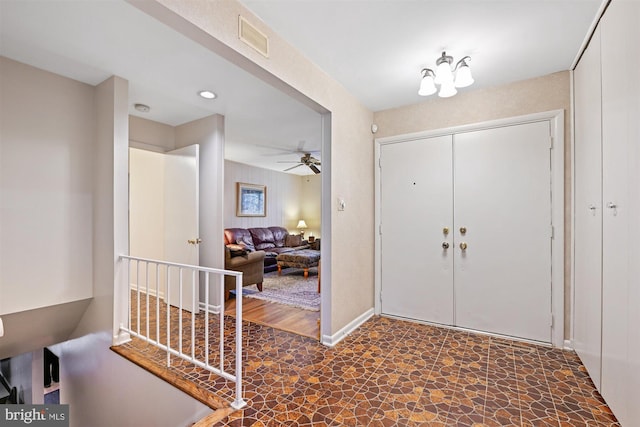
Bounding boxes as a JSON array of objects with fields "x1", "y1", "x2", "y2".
[{"x1": 224, "y1": 226, "x2": 309, "y2": 273}]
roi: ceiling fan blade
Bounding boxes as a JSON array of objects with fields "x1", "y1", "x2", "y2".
[
  {"x1": 277, "y1": 161, "x2": 302, "y2": 164},
  {"x1": 309, "y1": 164, "x2": 321, "y2": 174},
  {"x1": 284, "y1": 164, "x2": 303, "y2": 172}
]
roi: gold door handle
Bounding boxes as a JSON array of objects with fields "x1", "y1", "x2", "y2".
[
  {"x1": 459, "y1": 242, "x2": 468, "y2": 250},
  {"x1": 442, "y1": 242, "x2": 450, "y2": 249},
  {"x1": 187, "y1": 238, "x2": 202, "y2": 245}
]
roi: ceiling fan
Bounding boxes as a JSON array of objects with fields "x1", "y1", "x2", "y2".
[{"x1": 279, "y1": 153, "x2": 321, "y2": 174}]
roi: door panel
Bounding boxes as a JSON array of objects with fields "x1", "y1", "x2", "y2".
[
  {"x1": 600, "y1": 2, "x2": 639, "y2": 422},
  {"x1": 164, "y1": 145, "x2": 199, "y2": 313},
  {"x1": 453, "y1": 122, "x2": 552, "y2": 342},
  {"x1": 380, "y1": 136, "x2": 454, "y2": 325},
  {"x1": 573, "y1": 27, "x2": 602, "y2": 390}
]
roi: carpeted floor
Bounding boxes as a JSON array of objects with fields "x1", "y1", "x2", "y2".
[{"x1": 234, "y1": 268, "x2": 320, "y2": 311}]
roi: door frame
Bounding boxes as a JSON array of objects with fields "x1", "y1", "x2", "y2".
[{"x1": 374, "y1": 109, "x2": 565, "y2": 347}]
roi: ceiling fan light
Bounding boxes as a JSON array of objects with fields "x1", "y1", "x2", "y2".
[
  {"x1": 434, "y1": 62, "x2": 453, "y2": 85},
  {"x1": 418, "y1": 74, "x2": 437, "y2": 96},
  {"x1": 438, "y1": 81, "x2": 457, "y2": 98},
  {"x1": 455, "y1": 63, "x2": 474, "y2": 88}
]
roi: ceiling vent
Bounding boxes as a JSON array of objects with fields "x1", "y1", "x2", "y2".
[{"x1": 238, "y1": 16, "x2": 269, "y2": 58}]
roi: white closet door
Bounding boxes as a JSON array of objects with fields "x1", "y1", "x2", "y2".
[
  {"x1": 380, "y1": 136, "x2": 454, "y2": 325},
  {"x1": 600, "y1": 1, "x2": 639, "y2": 423},
  {"x1": 573, "y1": 27, "x2": 603, "y2": 391},
  {"x1": 454, "y1": 122, "x2": 552, "y2": 343}
]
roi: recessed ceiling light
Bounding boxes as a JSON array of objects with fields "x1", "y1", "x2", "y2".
[
  {"x1": 198, "y1": 90, "x2": 217, "y2": 99},
  {"x1": 134, "y1": 103, "x2": 150, "y2": 112}
]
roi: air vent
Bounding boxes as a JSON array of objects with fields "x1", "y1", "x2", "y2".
[{"x1": 238, "y1": 16, "x2": 269, "y2": 58}]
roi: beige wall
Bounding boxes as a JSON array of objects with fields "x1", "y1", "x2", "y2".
[
  {"x1": 374, "y1": 71, "x2": 572, "y2": 338},
  {"x1": 224, "y1": 160, "x2": 304, "y2": 231},
  {"x1": 141, "y1": 0, "x2": 376, "y2": 334},
  {"x1": 300, "y1": 174, "x2": 322, "y2": 238},
  {"x1": 0, "y1": 56, "x2": 94, "y2": 315}
]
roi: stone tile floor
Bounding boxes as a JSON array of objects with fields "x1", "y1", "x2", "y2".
[{"x1": 119, "y1": 294, "x2": 618, "y2": 425}]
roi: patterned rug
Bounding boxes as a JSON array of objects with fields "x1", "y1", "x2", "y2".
[{"x1": 236, "y1": 268, "x2": 320, "y2": 311}]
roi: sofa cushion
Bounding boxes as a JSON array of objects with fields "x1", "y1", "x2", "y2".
[
  {"x1": 224, "y1": 228, "x2": 255, "y2": 252},
  {"x1": 249, "y1": 227, "x2": 276, "y2": 250},
  {"x1": 268, "y1": 226, "x2": 288, "y2": 247},
  {"x1": 285, "y1": 234, "x2": 303, "y2": 247}
]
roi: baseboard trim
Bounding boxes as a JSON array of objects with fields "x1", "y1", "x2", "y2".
[
  {"x1": 321, "y1": 308, "x2": 374, "y2": 347},
  {"x1": 130, "y1": 283, "x2": 165, "y2": 299},
  {"x1": 199, "y1": 301, "x2": 222, "y2": 314}
]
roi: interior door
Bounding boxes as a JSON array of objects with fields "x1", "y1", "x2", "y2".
[
  {"x1": 380, "y1": 135, "x2": 454, "y2": 325},
  {"x1": 453, "y1": 122, "x2": 552, "y2": 343},
  {"x1": 573, "y1": 26, "x2": 603, "y2": 390},
  {"x1": 164, "y1": 144, "x2": 200, "y2": 313}
]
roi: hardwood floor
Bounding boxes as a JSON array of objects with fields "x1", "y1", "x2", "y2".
[{"x1": 224, "y1": 295, "x2": 320, "y2": 340}]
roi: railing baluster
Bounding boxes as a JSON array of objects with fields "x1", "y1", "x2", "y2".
[
  {"x1": 179, "y1": 267, "x2": 183, "y2": 357},
  {"x1": 156, "y1": 263, "x2": 160, "y2": 343},
  {"x1": 191, "y1": 269, "x2": 196, "y2": 361},
  {"x1": 117, "y1": 255, "x2": 246, "y2": 409},
  {"x1": 136, "y1": 260, "x2": 141, "y2": 335},
  {"x1": 166, "y1": 265, "x2": 171, "y2": 368},
  {"x1": 145, "y1": 261, "x2": 150, "y2": 342},
  {"x1": 205, "y1": 273, "x2": 210, "y2": 368}
]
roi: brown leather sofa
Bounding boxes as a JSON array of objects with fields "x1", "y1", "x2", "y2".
[{"x1": 224, "y1": 226, "x2": 309, "y2": 273}]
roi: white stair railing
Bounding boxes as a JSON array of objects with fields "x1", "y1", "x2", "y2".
[{"x1": 117, "y1": 255, "x2": 246, "y2": 410}]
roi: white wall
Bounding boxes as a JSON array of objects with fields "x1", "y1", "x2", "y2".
[
  {"x1": 224, "y1": 160, "x2": 304, "y2": 231},
  {"x1": 0, "y1": 56, "x2": 94, "y2": 315}
]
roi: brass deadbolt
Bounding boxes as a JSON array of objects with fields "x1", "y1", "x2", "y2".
[
  {"x1": 459, "y1": 226, "x2": 467, "y2": 234},
  {"x1": 443, "y1": 227, "x2": 450, "y2": 235}
]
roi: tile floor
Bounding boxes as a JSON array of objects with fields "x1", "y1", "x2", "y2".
[{"x1": 119, "y1": 295, "x2": 619, "y2": 426}]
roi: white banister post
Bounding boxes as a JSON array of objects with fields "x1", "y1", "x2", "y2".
[{"x1": 231, "y1": 273, "x2": 246, "y2": 409}]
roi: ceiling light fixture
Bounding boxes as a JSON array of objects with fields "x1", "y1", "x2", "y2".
[
  {"x1": 134, "y1": 103, "x2": 150, "y2": 113},
  {"x1": 418, "y1": 51, "x2": 474, "y2": 98},
  {"x1": 198, "y1": 90, "x2": 217, "y2": 99}
]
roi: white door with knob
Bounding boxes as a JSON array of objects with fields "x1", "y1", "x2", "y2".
[
  {"x1": 453, "y1": 122, "x2": 552, "y2": 343},
  {"x1": 379, "y1": 120, "x2": 553, "y2": 343},
  {"x1": 164, "y1": 144, "x2": 200, "y2": 314},
  {"x1": 380, "y1": 135, "x2": 454, "y2": 326}
]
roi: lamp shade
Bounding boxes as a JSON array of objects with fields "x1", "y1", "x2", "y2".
[
  {"x1": 418, "y1": 74, "x2": 437, "y2": 96},
  {"x1": 438, "y1": 81, "x2": 457, "y2": 98},
  {"x1": 434, "y1": 61, "x2": 453, "y2": 85},
  {"x1": 455, "y1": 64, "x2": 474, "y2": 88},
  {"x1": 296, "y1": 220, "x2": 308, "y2": 229}
]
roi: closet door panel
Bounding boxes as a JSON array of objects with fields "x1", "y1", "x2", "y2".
[
  {"x1": 380, "y1": 136, "x2": 454, "y2": 325},
  {"x1": 572, "y1": 27, "x2": 603, "y2": 391},
  {"x1": 454, "y1": 122, "x2": 552, "y2": 343},
  {"x1": 600, "y1": 1, "x2": 640, "y2": 424}
]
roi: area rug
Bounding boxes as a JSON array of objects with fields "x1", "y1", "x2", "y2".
[{"x1": 235, "y1": 268, "x2": 320, "y2": 311}]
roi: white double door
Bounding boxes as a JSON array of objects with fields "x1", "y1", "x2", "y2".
[{"x1": 380, "y1": 121, "x2": 552, "y2": 343}]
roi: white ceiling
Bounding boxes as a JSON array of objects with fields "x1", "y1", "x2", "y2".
[
  {"x1": 1, "y1": 0, "x2": 604, "y2": 174},
  {"x1": 241, "y1": 0, "x2": 604, "y2": 111}
]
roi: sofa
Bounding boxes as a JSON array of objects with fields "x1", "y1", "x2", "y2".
[
  {"x1": 223, "y1": 248, "x2": 265, "y2": 300},
  {"x1": 224, "y1": 226, "x2": 309, "y2": 273}
]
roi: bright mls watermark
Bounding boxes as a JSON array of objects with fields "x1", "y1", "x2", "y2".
[{"x1": 1, "y1": 405, "x2": 68, "y2": 426}]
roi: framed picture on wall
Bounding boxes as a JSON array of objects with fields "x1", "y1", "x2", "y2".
[{"x1": 236, "y1": 182, "x2": 266, "y2": 217}]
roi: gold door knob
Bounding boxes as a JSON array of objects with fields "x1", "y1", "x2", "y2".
[
  {"x1": 459, "y1": 226, "x2": 467, "y2": 234},
  {"x1": 187, "y1": 238, "x2": 202, "y2": 245},
  {"x1": 443, "y1": 227, "x2": 449, "y2": 235},
  {"x1": 442, "y1": 242, "x2": 450, "y2": 249},
  {"x1": 460, "y1": 242, "x2": 468, "y2": 250}
]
